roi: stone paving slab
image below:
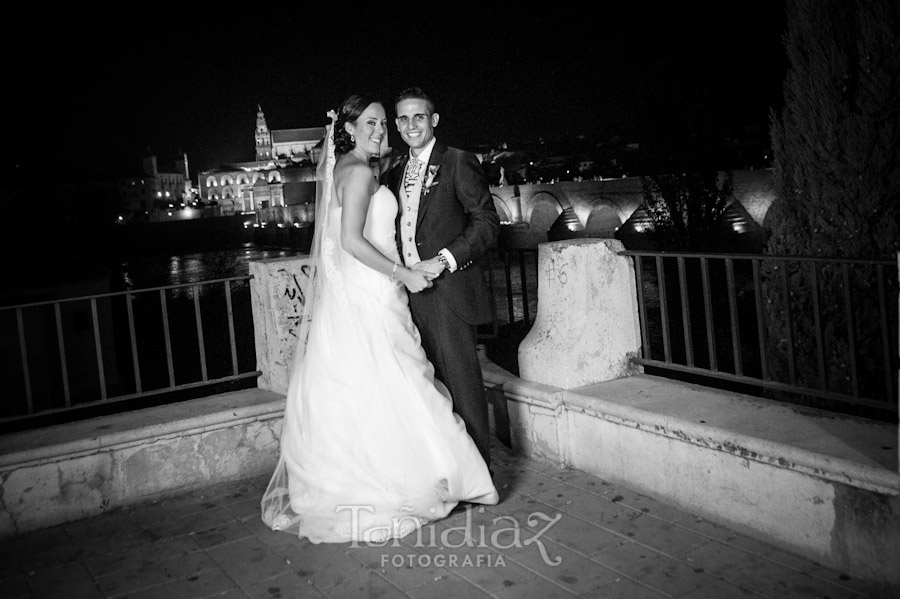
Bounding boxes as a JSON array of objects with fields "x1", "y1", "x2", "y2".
[{"x1": 0, "y1": 438, "x2": 892, "y2": 599}]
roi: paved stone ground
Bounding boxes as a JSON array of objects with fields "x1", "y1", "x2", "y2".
[{"x1": 0, "y1": 437, "x2": 892, "y2": 599}]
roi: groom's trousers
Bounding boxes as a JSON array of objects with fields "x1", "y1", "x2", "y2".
[{"x1": 408, "y1": 289, "x2": 491, "y2": 468}]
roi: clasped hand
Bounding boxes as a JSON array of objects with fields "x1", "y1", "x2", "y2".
[
  {"x1": 400, "y1": 257, "x2": 445, "y2": 293},
  {"x1": 403, "y1": 266, "x2": 437, "y2": 293},
  {"x1": 412, "y1": 256, "x2": 446, "y2": 278}
]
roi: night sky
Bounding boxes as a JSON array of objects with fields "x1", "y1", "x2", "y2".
[{"x1": 6, "y1": 2, "x2": 787, "y2": 180}]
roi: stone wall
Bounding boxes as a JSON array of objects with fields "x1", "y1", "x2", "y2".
[
  {"x1": 506, "y1": 239, "x2": 900, "y2": 588},
  {"x1": 0, "y1": 390, "x2": 284, "y2": 538}
]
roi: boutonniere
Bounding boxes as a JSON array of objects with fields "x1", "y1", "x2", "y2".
[{"x1": 423, "y1": 165, "x2": 441, "y2": 192}]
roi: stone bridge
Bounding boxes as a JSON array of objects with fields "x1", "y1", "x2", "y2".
[
  {"x1": 252, "y1": 169, "x2": 779, "y2": 252},
  {"x1": 489, "y1": 169, "x2": 777, "y2": 250}
]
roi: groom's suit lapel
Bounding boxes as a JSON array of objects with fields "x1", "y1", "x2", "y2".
[
  {"x1": 394, "y1": 156, "x2": 410, "y2": 196},
  {"x1": 416, "y1": 141, "x2": 446, "y2": 227}
]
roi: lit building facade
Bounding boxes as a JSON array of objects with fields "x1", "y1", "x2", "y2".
[
  {"x1": 113, "y1": 153, "x2": 193, "y2": 220},
  {"x1": 200, "y1": 106, "x2": 324, "y2": 215}
]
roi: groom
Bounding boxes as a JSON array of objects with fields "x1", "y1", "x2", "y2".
[{"x1": 389, "y1": 87, "x2": 499, "y2": 468}]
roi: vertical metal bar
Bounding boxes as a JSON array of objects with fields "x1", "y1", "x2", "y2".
[
  {"x1": 54, "y1": 303, "x2": 71, "y2": 407},
  {"x1": 484, "y1": 251, "x2": 497, "y2": 337},
  {"x1": 876, "y1": 265, "x2": 893, "y2": 402},
  {"x1": 634, "y1": 256, "x2": 651, "y2": 360},
  {"x1": 16, "y1": 308, "x2": 33, "y2": 413},
  {"x1": 725, "y1": 259, "x2": 742, "y2": 376},
  {"x1": 656, "y1": 256, "x2": 672, "y2": 363},
  {"x1": 752, "y1": 259, "x2": 768, "y2": 381},
  {"x1": 194, "y1": 285, "x2": 208, "y2": 381},
  {"x1": 504, "y1": 251, "x2": 514, "y2": 323},
  {"x1": 842, "y1": 263, "x2": 859, "y2": 399},
  {"x1": 91, "y1": 298, "x2": 107, "y2": 400},
  {"x1": 677, "y1": 256, "x2": 694, "y2": 367},
  {"x1": 780, "y1": 262, "x2": 797, "y2": 385},
  {"x1": 519, "y1": 250, "x2": 530, "y2": 324},
  {"x1": 126, "y1": 293, "x2": 142, "y2": 393},
  {"x1": 532, "y1": 249, "x2": 540, "y2": 323},
  {"x1": 225, "y1": 280, "x2": 239, "y2": 376},
  {"x1": 160, "y1": 289, "x2": 175, "y2": 387},
  {"x1": 809, "y1": 263, "x2": 826, "y2": 390},
  {"x1": 701, "y1": 257, "x2": 717, "y2": 372}
]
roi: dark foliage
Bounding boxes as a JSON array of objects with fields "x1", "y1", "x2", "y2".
[
  {"x1": 641, "y1": 171, "x2": 734, "y2": 252},
  {"x1": 762, "y1": 0, "x2": 900, "y2": 418}
]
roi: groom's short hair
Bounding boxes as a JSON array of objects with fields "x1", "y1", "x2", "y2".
[{"x1": 395, "y1": 87, "x2": 435, "y2": 115}]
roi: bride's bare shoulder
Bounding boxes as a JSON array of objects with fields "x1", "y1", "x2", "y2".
[
  {"x1": 334, "y1": 155, "x2": 370, "y2": 180},
  {"x1": 334, "y1": 156, "x2": 377, "y2": 199}
]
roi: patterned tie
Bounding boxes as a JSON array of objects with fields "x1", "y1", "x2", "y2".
[{"x1": 404, "y1": 158, "x2": 423, "y2": 197}]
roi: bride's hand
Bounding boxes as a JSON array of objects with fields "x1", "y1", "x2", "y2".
[
  {"x1": 397, "y1": 266, "x2": 433, "y2": 293},
  {"x1": 411, "y1": 258, "x2": 444, "y2": 278}
]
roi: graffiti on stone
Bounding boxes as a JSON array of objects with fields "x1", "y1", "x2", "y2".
[{"x1": 281, "y1": 266, "x2": 314, "y2": 338}]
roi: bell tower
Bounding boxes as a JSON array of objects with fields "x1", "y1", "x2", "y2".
[{"x1": 255, "y1": 105, "x2": 272, "y2": 162}]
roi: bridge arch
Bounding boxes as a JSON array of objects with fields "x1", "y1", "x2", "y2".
[
  {"x1": 529, "y1": 199, "x2": 562, "y2": 239},
  {"x1": 584, "y1": 202, "x2": 623, "y2": 237},
  {"x1": 491, "y1": 193, "x2": 513, "y2": 223},
  {"x1": 521, "y1": 190, "x2": 562, "y2": 229}
]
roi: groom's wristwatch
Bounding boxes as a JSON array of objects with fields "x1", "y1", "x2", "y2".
[{"x1": 437, "y1": 253, "x2": 450, "y2": 272}]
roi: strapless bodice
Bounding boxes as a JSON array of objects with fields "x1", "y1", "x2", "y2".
[{"x1": 363, "y1": 185, "x2": 400, "y2": 260}]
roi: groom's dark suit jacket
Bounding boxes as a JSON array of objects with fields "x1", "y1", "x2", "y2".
[{"x1": 389, "y1": 140, "x2": 499, "y2": 325}]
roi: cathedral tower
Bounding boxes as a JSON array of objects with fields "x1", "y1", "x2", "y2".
[{"x1": 255, "y1": 105, "x2": 272, "y2": 162}]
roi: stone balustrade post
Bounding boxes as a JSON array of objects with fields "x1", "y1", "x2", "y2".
[
  {"x1": 518, "y1": 238, "x2": 641, "y2": 389},
  {"x1": 249, "y1": 256, "x2": 313, "y2": 395}
]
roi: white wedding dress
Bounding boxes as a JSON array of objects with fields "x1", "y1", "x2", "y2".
[{"x1": 260, "y1": 183, "x2": 498, "y2": 543}]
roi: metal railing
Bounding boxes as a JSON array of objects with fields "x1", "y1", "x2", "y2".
[
  {"x1": 621, "y1": 251, "x2": 898, "y2": 417},
  {"x1": 14, "y1": 247, "x2": 888, "y2": 426},
  {"x1": 479, "y1": 248, "x2": 539, "y2": 340},
  {"x1": 1, "y1": 247, "x2": 540, "y2": 427},
  {"x1": 0, "y1": 276, "x2": 258, "y2": 425}
]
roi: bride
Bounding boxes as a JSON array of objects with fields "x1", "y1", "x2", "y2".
[{"x1": 260, "y1": 94, "x2": 498, "y2": 543}]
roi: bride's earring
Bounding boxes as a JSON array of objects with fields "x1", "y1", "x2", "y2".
[{"x1": 351, "y1": 134, "x2": 356, "y2": 143}]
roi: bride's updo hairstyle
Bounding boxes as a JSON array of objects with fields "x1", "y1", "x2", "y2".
[{"x1": 333, "y1": 93, "x2": 382, "y2": 156}]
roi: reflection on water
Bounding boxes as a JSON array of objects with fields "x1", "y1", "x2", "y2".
[{"x1": 109, "y1": 242, "x2": 304, "y2": 291}]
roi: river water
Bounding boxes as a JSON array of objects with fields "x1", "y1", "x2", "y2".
[{"x1": 107, "y1": 242, "x2": 304, "y2": 291}]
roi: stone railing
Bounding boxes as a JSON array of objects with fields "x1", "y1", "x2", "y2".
[
  {"x1": 1, "y1": 241, "x2": 896, "y2": 590},
  {"x1": 492, "y1": 240, "x2": 900, "y2": 589}
]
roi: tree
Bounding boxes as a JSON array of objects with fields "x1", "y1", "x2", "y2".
[
  {"x1": 763, "y1": 0, "x2": 900, "y2": 418},
  {"x1": 641, "y1": 171, "x2": 733, "y2": 252},
  {"x1": 768, "y1": 0, "x2": 900, "y2": 259}
]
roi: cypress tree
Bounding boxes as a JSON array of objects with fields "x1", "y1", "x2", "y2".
[
  {"x1": 768, "y1": 0, "x2": 900, "y2": 259},
  {"x1": 764, "y1": 0, "x2": 899, "y2": 417}
]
